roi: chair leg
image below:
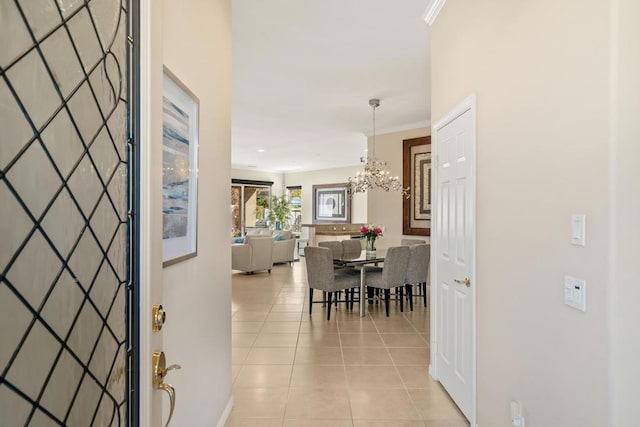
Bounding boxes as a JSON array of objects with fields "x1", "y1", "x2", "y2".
[
  {"x1": 327, "y1": 292, "x2": 333, "y2": 320},
  {"x1": 399, "y1": 286, "x2": 404, "y2": 312},
  {"x1": 422, "y1": 282, "x2": 427, "y2": 307},
  {"x1": 309, "y1": 288, "x2": 313, "y2": 315},
  {"x1": 406, "y1": 284, "x2": 414, "y2": 311},
  {"x1": 322, "y1": 291, "x2": 327, "y2": 307},
  {"x1": 384, "y1": 289, "x2": 390, "y2": 317}
]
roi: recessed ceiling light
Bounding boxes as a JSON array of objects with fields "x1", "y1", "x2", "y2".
[{"x1": 257, "y1": 149, "x2": 265, "y2": 153}]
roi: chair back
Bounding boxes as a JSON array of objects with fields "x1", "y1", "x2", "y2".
[
  {"x1": 318, "y1": 241, "x2": 343, "y2": 259},
  {"x1": 304, "y1": 246, "x2": 335, "y2": 291},
  {"x1": 341, "y1": 239, "x2": 362, "y2": 255},
  {"x1": 405, "y1": 244, "x2": 430, "y2": 284},
  {"x1": 401, "y1": 238, "x2": 427, "y2": 246},
  {"x1": 381, "y1": 246, "x2": 411, "y2": 288}
]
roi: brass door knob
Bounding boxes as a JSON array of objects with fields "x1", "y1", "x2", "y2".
[{"x1": 152, "y1": 351, "x2": 181, "y2": 427}]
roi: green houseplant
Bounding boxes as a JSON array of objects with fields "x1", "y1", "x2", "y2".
[{"x1": 267, "y1": 195, "x2": 291, "y2": 230}]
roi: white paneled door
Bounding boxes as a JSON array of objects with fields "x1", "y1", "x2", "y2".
[{"x1": 433, "y1": 98, "x2": 476, "y2": 421}]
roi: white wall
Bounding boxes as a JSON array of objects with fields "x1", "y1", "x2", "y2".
[
  {"x1": 231, "y1": 168, "x2": 285, "y2": 196},
  {"x1": 367, "y1": 127, "x2": 430, "y2": 248},
  {"x1": 432, "y1": 1, "x2": 611, "y2": 426},
  {"x1": 161, "y1": 0, "x2": 232, "y2": 425},
  {"x1": 284, "y1": 165, "x2": 367, "y2": 238},
  {"x1": 611, "y1": 0, "x2": 640, "y2": 425}
]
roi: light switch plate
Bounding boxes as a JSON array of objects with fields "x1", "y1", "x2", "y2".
[
  {"x1": 564, "y1": 276, "x2": 587, "y2": 312},
  {"x1": 571, "y1": 214, "x2": 586, "y2": 246}
]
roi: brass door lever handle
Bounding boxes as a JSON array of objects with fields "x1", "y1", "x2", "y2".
[
  {"x1": 454, "y1": 277, "x2": 471, "y2": 287},
  {"x1": 152, "y1": 352, "x2": 181, "y2": 427}
]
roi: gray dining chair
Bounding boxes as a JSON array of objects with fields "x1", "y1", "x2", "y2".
[
  {"x1": 404, "y1": 244, "x2": 430, "y2": 310},
  {"x1": 401, "y1": 238, "x2": 427, "y2": 246},
  {"x1": 341, "y1": 239, "x2": 362, "y2": 255},
  {"x1": 304, "y1": 246, "x2": 360, "y2": 320},
  {"x1": 318, "y1": 241, "x2": 343, "y2": 259},
  {"x1": 363, "y1": 246, "x2": 411, "y2": 316}
]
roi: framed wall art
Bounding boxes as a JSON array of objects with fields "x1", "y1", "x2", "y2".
[
  {"x1": 312, "y1": 183, "x2": 351, "y2": 224},
  {"x1": 162, "y1": 67, "x2": 199, "y2": 266},
  {"x1": 403, "y1": 136, "x2": 431, "y2": 236}
]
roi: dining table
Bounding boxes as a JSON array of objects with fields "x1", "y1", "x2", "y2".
[{"x1": 333, "y1": 249, "x2": 386, "y2": 317}]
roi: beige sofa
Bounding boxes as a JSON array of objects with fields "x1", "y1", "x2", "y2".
[
  {"x1": 231, "y1": 235, "x2": 274, "y2": 274},
  {"x1": 271, "y1": 230, "x2": 296, "y2": 265},
  {"x1": 231, "y1": 228, "x2": 297, "y2": 268}
]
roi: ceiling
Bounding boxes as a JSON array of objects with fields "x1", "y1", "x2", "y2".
[{"x1": 232, "y1": 0, "x2": 431, "y2": 173}]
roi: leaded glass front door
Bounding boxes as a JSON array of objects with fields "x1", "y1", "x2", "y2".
[{"x1": 0, "y1": 1, "x2": 136, "y2": 425}]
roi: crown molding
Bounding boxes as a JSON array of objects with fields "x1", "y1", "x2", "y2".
[{"x1": 423, "y1": 0, "x2": 447, "y2": 26}]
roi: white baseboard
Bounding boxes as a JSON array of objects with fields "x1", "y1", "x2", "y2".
[{"x1": 215, "y1": 395, "x2": 233, "y2": 427}]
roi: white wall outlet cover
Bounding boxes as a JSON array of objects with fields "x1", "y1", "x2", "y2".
[{"x1": 564, "y1": 276, "x2": 587, "y2": 312}]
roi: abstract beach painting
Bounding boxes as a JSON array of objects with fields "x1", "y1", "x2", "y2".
[
  {"x1": 162, "y1": 67, "x2": 199, "y2": 266},
  {"x1": 162, "y1": 97, "x2": 190, "y2": 239}
]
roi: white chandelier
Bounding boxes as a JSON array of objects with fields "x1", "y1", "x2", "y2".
[{"x1": 348, "y1": 99, "x2": 409, "y2": 198}]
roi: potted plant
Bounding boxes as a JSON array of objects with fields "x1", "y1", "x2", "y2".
[{"x1": 267, "y1": 195, "x2": 291, "y2": 230}]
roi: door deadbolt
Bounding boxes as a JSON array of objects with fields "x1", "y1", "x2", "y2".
[{"x1": 152, "y1": 304, "x2": 166, "y2": 332}]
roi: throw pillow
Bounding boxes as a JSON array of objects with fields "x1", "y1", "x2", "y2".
[
  {"x1": 235, "y1": 237, "x2": 245, "y2": 243},
  {"x1": 274, "y1": 235, "x2": 284, "y2": 241}
]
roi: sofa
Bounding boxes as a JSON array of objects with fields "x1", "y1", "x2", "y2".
[
  {"x1": 271, "y1": 230, "x2": 296, "y2": 265},
  {"x1": 231, "y1": 235, "x2": 274, "y2": 274},
  {"x1": 231, "y1": 228, "x2": 297, "y2": 267}
]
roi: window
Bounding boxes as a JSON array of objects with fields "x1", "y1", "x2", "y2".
[
  {"x1": 287, "y1": 186, "x2": 302, "y2": 232},
  {"x1": 231, "y1": 180, "x2": 273, "y2": 236}
]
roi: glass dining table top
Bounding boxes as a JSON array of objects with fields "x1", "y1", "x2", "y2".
[{"x1": 333, "y1": 249, "x2": 387, "y2": 266}]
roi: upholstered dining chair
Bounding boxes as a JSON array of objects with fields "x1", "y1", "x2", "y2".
[
  {"x1": 319, "y1": 240, "x2": 359, "y2": 274},
  {"x1": 401, "y1": 238, "x2": 427, "y2": 246},
  {"x1": 304, "y1": 246, "x2": 360, "y2": 320},
  {"x1": 363, "y1": 246, "x2": 411, "y2": 316},
  {"x1": 318, "y1": 241, "x2": 343, "y2": 259},
  {"x1": 341, "y1": 238, "x2": 363, "y2": 255},
  {"x1": 404, "y1": 244, "x2": 430, "y2": 310}
]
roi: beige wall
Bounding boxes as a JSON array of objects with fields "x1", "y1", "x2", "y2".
[
  {"x1": 367, "y1": 127, "x2": 430, "y2": 248},
  {"x1": 611, "y1": 0, "x2": 640, "y2": 425},
  {"x1": 284, "y1": 165, "x2": 367, "y2": 238},
  {"x1": 231, "y1": 168, "x2": 285, "y2": 196},
  {"x1": 162, "y1": 0, "x2": 232, "y2": 425},
  {"x1": 432, "y1": 1, "x2": 611, "y2": 426}
]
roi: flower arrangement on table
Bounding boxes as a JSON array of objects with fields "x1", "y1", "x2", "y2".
[{"x1": 360, "y1": 224, "x2": 383, "y2": 253}]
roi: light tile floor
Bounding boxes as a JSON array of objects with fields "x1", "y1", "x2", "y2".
[{"x1": 227, "y1": 260, "x2": 469, "y2": 427}]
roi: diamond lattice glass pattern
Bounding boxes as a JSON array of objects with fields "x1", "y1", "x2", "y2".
[{"x1": 0, "y1": 0, "x2": 130, "y2": 425}]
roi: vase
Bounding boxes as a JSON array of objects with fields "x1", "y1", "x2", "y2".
[{"x1": 365, "y1": 237, "x2": 376, "y2": 257}]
